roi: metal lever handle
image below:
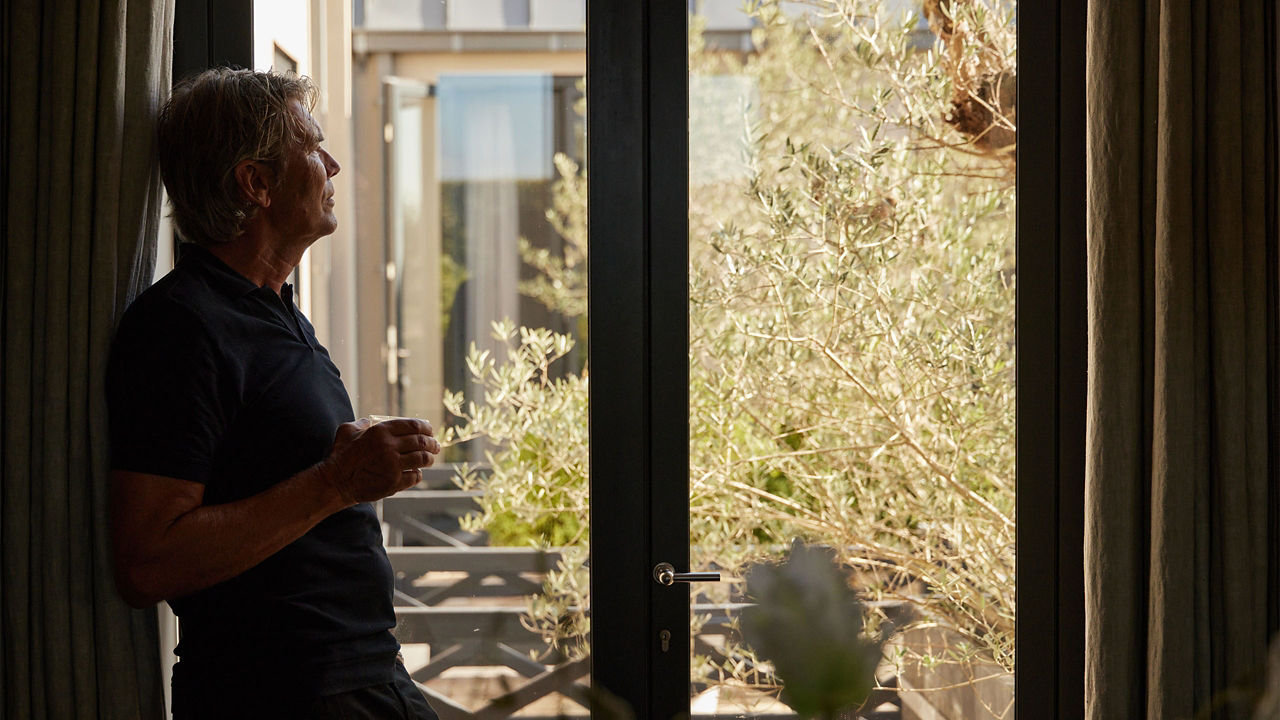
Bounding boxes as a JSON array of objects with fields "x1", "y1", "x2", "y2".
[{"x1": 653, "y1": 562, "x2": 721, "y2": 586}]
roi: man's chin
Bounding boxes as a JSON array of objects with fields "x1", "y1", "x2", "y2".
[{"x1": 304, "y1": 222, "x2": 339, "y2": 246}]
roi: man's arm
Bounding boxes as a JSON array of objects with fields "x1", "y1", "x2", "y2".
[
  {"x1": 111, "y1": 465, "x2": 345, "y2": 607},
  {"x1": 110, "y1": 418, "x2": 439, "y2": 608}
]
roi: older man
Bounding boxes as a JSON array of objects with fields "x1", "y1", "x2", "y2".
[{"x1": 107, "y1": 68, "x2": 439, "y2": 719}]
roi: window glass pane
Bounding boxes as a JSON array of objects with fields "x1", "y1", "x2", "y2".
[
  {"x1": 271, "y1": 4, "x2": 592, "y2": 717},
  {"x1": 376, "y1": 64, "x2": 589, "y2": 717},
  {"x1": 686, "y1": 2, "x2": 1017, "y2": 717},
  {"x1": 361, "y1": 0, "x2": 446, "y2": 30},
  {"x1": 448, "y1": 0, "x2": 530, "y2": 30},
  {"x1": 529, "y1": 0, "x2": 585, "y2": 30},
  {"x1": 431, "y1": 74, "x2": 585, "y2": 463}
]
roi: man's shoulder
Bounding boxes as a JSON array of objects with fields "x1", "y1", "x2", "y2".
[
  {"x1": 122, "y1": 261, "x2": 229, "y2": 324},
  {"x1": 114, "y1": 266, "x2": 225, "y2": 353}
]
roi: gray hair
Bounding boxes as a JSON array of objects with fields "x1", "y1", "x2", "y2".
[{"x1": 156, "y1": 68, "x2": 319, "y2": 245}]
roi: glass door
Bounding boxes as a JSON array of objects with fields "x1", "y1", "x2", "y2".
[
  {"x1": 376, "y1": 51, "x2": 590, "y2": 720},
  {"x1": 366, "y1": 1, "x2": 1064, "y2": 718},
  {"x1": 581, "y1": 1, "x2": 1023, "y2": 717},
  {"x1": 677, "y1": 2, "x2": 1018, "y2": 718}
]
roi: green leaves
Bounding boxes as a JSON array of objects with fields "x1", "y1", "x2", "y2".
[{"x1": 448, "y1": 0, "x2": 1019, "y2": 698}]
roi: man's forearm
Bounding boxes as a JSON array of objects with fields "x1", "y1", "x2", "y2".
[{"x1": 119, "y1": 463, "x2": 350, "y2": 606}]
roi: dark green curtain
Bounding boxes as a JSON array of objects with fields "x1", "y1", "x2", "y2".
[
  {"x1": 1086, "y1": 1, "x2": 1279, "y2": 718},
  {"x1": 2, "y1": 0, "x2": 173, "y2": 717}
]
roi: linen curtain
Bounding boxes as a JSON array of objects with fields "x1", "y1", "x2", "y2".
[
  {"x1": 2, "y1": 0, "x2": 173, "y2": 717},
  {"x1": 1086, "y1": 1, "x2": 1279, "y2": 718}
]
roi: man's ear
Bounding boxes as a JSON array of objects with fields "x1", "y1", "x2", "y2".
[{"x1": 233, "y1": 160, "x2": 273, "y2": 209}]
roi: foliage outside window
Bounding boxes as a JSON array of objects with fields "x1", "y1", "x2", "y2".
[{"x1": 443, "y1": 0, "x2": 1016, "y2": 706}]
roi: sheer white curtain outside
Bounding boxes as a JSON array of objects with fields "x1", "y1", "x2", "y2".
[{"x1": 463, "y1": 101, "x2": 523, "y2": 366}]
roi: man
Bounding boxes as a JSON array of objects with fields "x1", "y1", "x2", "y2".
[{"x1": 106, "y1": 68, "x2": 439, "y2": 719}]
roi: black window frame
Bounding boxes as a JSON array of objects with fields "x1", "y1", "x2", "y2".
[
  {"x1": 587, "y1": 0, "x2": 1089, "y2": 718},
  {"x1": 173, "y1": 0, "x2": 253, "y2": 83},
  {"x1": 1015, "y1": 2, "x2": 1088, "y2": 718}
]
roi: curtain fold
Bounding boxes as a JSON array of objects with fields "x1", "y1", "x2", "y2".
[
  {"x1": 1087, "y1": 1, "x2": 1279, "y2": 718},
  {"x1": 2, "y1": 0, "x2": 173, "y2": 717}
]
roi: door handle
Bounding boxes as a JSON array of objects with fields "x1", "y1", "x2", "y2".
[{"x1": 652, "y1": 562, "x2": 720, "y2": 586}]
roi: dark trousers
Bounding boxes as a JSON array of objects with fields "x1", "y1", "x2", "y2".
[
  {"x1": 307, "y1": 662, "x2": 439, "y2": 720},
  {"x1": 173, "y1": 660, "x2": 439, "y2": 720}
]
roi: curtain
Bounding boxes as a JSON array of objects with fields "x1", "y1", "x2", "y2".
[
  {"x1": 463, "y1": 98, "x2": 522, "y2": 381},
  {"x1": 2, "y1": 0, "x2": 173, "y2": 717},
  {"x1": 1086, "y1": 1, "x2": 1278, "y2": 719}
]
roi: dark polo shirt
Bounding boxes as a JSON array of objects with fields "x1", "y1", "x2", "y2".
[{"x1": 107, "y1": 243, "x2": 398, "y2": 709}]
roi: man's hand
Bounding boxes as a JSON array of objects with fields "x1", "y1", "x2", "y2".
[
  {"x1": 324, "y1": 417, "x2": 441, "y2": 506},
  {"x1": 109, "y1": 417, "x2": 441, "y2": 607}
]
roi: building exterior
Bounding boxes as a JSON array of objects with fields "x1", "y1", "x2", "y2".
[
  {"x1": 342, "y1": 0, "x2": 757, "y2": 451},
  {"x1": 348, "y1": 0, "x2": 588, "y2": 444}
]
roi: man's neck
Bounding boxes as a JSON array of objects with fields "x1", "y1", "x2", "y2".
[{"x1": 206, "y1": 227, "x2": 303, "y2": 295}]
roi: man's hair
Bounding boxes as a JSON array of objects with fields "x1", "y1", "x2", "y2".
[{"x1": 157, "y1": 68, "x2": 319, "y2": 245}]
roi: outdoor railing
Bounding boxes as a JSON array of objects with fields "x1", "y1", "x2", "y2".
[{"x1": 379, "y1": 477, "x2": 908, "y2": 719}]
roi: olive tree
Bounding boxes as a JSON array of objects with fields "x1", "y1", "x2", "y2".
[{"x1": 444, "y1": 0, "x2": 1018, "y2": 696}]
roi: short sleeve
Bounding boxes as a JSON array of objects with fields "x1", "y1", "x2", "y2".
[{"x1": 106, "y1": 295, "x2": 232, "y2": 484}]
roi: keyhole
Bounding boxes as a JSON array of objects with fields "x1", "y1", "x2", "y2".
[{"x1": 659, "y1": 629, "x2": 671, "y2": 652}]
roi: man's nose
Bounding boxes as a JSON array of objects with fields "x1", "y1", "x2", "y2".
[{"x1": 322, "y1": 149, "x2": 340, "y2": 177}]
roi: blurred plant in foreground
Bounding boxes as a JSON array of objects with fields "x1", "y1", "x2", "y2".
[{"x1": 741, "y1": 544, "x2": 893, "y2": 719}]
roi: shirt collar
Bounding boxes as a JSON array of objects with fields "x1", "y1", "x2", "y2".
[{"x1": 178, "y1": 242, "x2": 282, "y2": 299}]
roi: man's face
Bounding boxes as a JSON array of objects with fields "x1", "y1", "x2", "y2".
[{"x1": 269, "y1": 99, "x2": 340, "y2": 245}]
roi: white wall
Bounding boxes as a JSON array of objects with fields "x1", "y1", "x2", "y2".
[
  {"x1": 255, "y1": 0, "x2": 317, "y2": 318},
  {"x1": 255, "y1": 1, "x2": 312, "y2": 72}
]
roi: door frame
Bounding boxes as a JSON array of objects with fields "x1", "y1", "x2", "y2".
[
  {"x1": 381, "y1": 76, "x2": 436, "y2": 416},
  {"x1": 587, "y1": 1, "x2": 690, "y2": 718},
  {"x1": 585, "y1": 0, "x2": 1088, "y2": 718},
  {"x1": 1016, "y1": 1, "x2": 1088, "y2": 718},
  {"x1": 173, "y1": 0, "x2": 253, "y2": 83}
]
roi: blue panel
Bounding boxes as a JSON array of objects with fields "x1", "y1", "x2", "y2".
[{"x1": 437, "y1": 75, "x2": 554, "y2": 182}]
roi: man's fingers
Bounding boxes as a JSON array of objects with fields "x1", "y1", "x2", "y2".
[
  {"x1": 399, "y1": 468, "x2": 423, "y2": 490},
  {"x1": 394, "y1": 434, "x2": 441, "y2": 455},
  {"x1": 399, "y1": 450, "x2": 436, "y2": 471},
  {"x1": 334, "y1": 419, "x2": 368, "y2": 444},
  {"x1": 380, "y1": 417, "x2": 434, "y2": 438}
]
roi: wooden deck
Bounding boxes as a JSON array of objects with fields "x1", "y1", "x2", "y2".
[{"x1": 379, "y1": 484, "x2": 907, "y2": 720}]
